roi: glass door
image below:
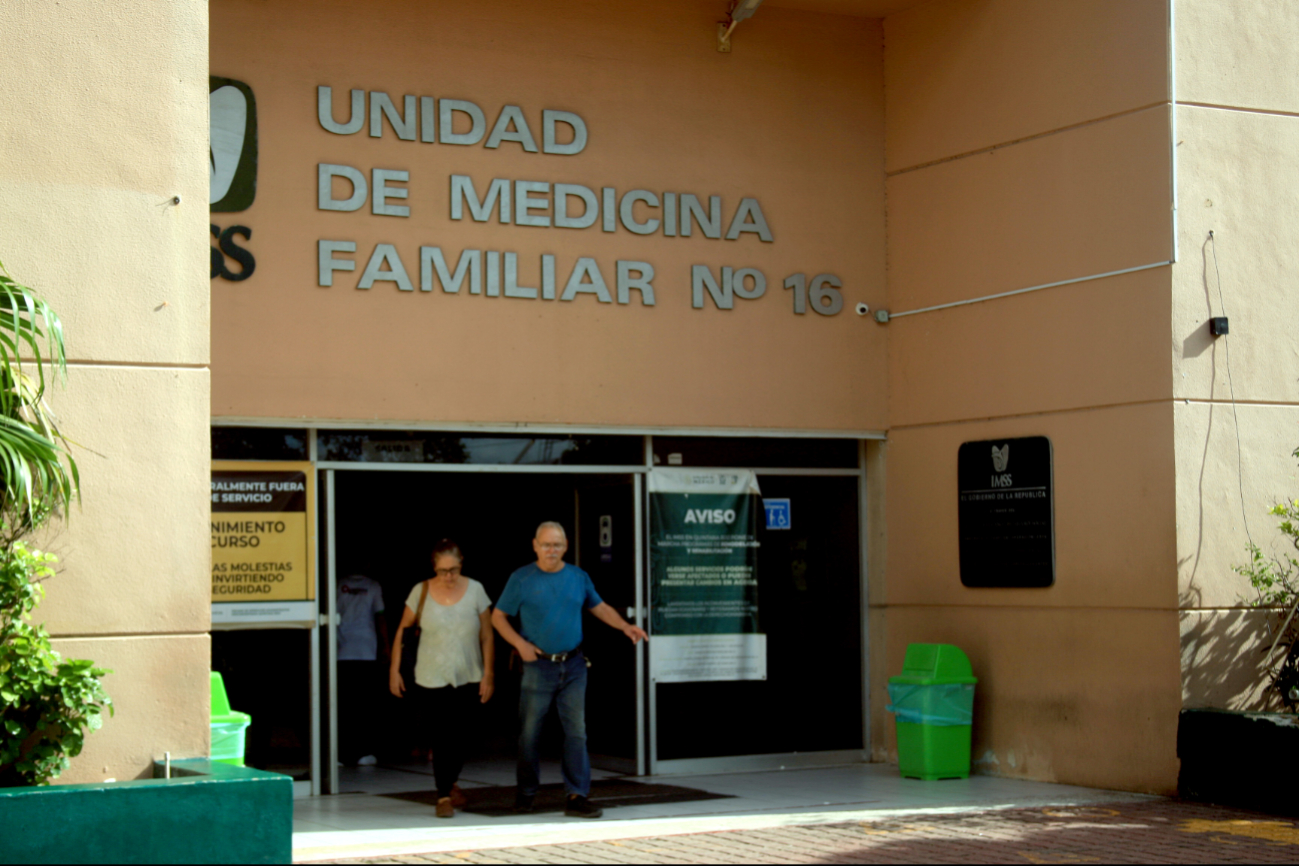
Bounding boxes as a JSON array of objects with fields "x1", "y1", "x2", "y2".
[
  {"x1": 650, "y1": 473, "x2": 863, "y2": 768},
  {"x1": 575, "y1": 476, "x2": 644, "y2": 775}
]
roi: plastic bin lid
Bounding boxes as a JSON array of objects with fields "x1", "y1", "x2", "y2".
[
  {"x1": 211, "y1": 671, "x2": 240, "y2": 715},
  {"x1": 888, "y1": 643, "x2": 978, "y2": 685}
]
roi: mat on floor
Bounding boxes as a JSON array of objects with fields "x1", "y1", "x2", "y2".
[{"x1": 381, "y1": 778, "x2": 734, "y2": 816}]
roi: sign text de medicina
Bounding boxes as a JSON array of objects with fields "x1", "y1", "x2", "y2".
[{"x1": 313, "y1": 86, "x2": 846, "y2": 316}]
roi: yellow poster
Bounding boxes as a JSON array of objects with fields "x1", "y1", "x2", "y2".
[{"x1": 211, "y1": 461, "x2": 315, "y2": 610}]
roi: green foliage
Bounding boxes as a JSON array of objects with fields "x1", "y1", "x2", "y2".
[
  {"x1": 0, "y1": 540, "x2": 111, "y2": 786},
  {"x1": 1235, "y1": 448, "x2": 1299, "y2": 711},
  {"x1": 0, "y1": 265, "x2": 105, "y2": 786},
  {"x1": 0, "y1": 264, "x2": 78, "y2": 546}
]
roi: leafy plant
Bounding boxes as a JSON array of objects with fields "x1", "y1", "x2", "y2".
[
  {"x1": 1235, "y1": 450, "x2": 1299, "y2": 711},
  {"x1": 0, "y1": 263, "x2": 108, "y2": 786},
  {"x1": 0, "y1": 540, "x2": 110, "y2": 786}
]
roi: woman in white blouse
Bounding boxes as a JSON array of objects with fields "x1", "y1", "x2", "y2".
[{"x1": 389, "y1": 539, "x2": 495, "y2": 818}]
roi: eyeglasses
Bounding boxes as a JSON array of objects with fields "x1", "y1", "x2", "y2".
[
  {"x1": 434, "y1": 566, "x2": 461, "y2": 576},
  {"x1": 538, "y1": 543, "x2": 565, "y2": 550}
]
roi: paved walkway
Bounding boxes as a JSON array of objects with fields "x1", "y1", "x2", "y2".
[
  {"x1": 327, "y1": 799, "x2": 1299, "y2": 864},
  {"x1": 292, "y1": 762, "x2": 1154, "y2": 861}
]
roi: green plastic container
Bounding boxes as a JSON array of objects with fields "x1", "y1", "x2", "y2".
[
  {"x1": 210, "y1": 672, "x2": 252, "y2": 767},
  {"x1": 886, "y1": 644, "x2": 978, "y2": 780}
]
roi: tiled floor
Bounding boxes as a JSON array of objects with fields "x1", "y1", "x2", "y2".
[{"x1": 293, "y1": 760, "x2": 1155, "y2": 862}]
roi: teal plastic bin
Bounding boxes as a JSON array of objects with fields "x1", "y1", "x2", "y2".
[
  {"x1": 886, "y1": 644, "x2": 978, "y2": 780},
  {"x1": 210, "y1": 672, "x2": 252, "y2": 767}
]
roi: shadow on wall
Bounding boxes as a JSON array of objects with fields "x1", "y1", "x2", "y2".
[
  {"x1": 1176, "y1": 234, "x2": 1281, "y2": 711},
  {"x1": 1179, "y1": 586, "x2": 1281, "y2": 712}
]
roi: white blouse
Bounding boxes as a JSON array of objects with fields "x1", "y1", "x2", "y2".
[{"x1": 405, "y1": 579, "x2": 492, "y2": 689}]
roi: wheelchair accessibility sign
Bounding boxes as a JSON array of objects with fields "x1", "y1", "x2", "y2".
[{"x1": 763, "y1": 498, "x2": 791, "y2": 530}]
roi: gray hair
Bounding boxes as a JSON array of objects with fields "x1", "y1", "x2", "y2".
[{"x1": 535, "y1": 520, "x2": 567, "y2": 539}]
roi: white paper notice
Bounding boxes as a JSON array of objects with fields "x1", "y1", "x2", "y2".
[
  {"x1": 212, "y1": 600, "x2": 317, "y2": 630},
  {"x1": 650, "y1": 633, "x2": 767, "y2": 683}
]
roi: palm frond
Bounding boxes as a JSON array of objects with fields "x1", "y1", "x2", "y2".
[{"x1": 0, "y1": 261, "x2": 76, "y2": 529}]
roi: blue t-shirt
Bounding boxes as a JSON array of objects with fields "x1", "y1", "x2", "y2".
[{"x1": 495, "y1": 563, "x2": 603, "y2": 654}]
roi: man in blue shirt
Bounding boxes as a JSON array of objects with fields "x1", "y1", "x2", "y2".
[{"x1": 493, "y1": 521, "x2": 647, "y2": 819}]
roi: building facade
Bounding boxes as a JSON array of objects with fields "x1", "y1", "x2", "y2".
[{"x1": 6, "y1": 0, "x2": 1294, "y2": 795}]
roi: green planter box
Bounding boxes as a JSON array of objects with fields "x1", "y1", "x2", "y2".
[{"x1": 0, "y1": 759, "x2": 292, "y2": 864}]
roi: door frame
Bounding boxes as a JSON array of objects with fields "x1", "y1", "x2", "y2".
[
  {"x1": 317, "y1": 458, "x2": 650, "y2": 792},
  {"x1": 644, "y1": 457, "x2": 869, "y2": 776},
  {"x1": 215, "y1": 423, "x2": 878, "y2": 793}
]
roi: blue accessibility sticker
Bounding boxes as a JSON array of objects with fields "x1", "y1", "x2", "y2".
[{"x1": 763, "y1": 498, "x2": 791, "y2": 530}]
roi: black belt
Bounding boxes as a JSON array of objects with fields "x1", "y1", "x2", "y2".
[{"x1": 537, "y1": 647, "x2": 581, "y2": 663}]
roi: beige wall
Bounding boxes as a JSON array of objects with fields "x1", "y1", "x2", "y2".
[
  {"x1": 1174, "y1": 0, "x2": 1299, "y2": 711},
  {"x1": 0, "y1": 1, "x2": 211, "y2": 782},
  {"x1": 209, "y1": 0, "x2": 887, "y2": 432},
  {"x1": 192, "y1": 0, "x2": 1293, "y2": 797},
  {"x1": 880, "y1": 0, "x2": 1180, "y2": 793}
]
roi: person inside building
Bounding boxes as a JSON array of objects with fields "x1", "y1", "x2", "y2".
[
  {"x1": 389, "y1": 539, "x2": 495, "y2": 819},
  {"x1": 492, "y1": 521, "x2": 648, "y2": 819},
  {"x1": 336, "y1": 571, "x2": 389, "y2": 767}
]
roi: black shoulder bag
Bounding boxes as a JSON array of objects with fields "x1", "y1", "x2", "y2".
[{"x1": 399, "y1": 581, "x2": 429, "y2": 688}]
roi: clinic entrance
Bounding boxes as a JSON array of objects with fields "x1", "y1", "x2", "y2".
[
  {"x1": 328, "y1": 469, "x2": 643, "y2": 782},
  {"x1": 210, "y1": 427, "x2": 870, "y2": 796}
]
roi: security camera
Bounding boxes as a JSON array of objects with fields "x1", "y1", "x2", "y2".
[{"x1": 855, "y1": 302, "x2": 870, "y2": 317}]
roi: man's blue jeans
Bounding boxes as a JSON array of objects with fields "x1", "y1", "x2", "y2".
[{"x1": 518, "y1": 653, "x2": 590, "y2": 797}]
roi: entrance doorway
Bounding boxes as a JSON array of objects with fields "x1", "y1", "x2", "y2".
[
  {"x1": 326, "y1": 470, "x2": 641, "y2": 782},
  {"x1": 209, "y1": 426, "x2": 872, "y2": 795}
]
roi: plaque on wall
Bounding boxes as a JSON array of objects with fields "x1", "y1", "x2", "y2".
[{"x1": 958, "y1": 436, "x2": 1054, "y2": 587}]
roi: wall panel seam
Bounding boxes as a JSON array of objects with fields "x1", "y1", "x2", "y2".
[
  {"x1": 885, "y1": 101, "x2": 1168, "y2": 177},
  {"x1": 49, "y1": 631, "x2": 212, "y2": 640},
  {"x1": 66, "y1": 361, "x2": 210, "y2": 370},
  {"x1": 1176, "y1": 398, "x2": 1299, "y2": 409},
  {"x1": 1177, "y1": 101, "x2": 1299, "y2": 120}
]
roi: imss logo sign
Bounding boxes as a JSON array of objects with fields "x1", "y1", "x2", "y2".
[
  {"x1": 209, "y1": 77, "x2": 256, "y2": 211},
  {"x1": 209, "y1": 76, "x2": 257, "y2": 280}
]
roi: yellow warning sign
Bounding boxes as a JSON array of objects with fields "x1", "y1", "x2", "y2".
[{"x1": 211, "y1": 461, "x2": 315, "y2": 604}]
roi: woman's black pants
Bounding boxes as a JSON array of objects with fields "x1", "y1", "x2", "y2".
[{"x1": 413, "y1": 682, "x2": 480, "y2": 797}]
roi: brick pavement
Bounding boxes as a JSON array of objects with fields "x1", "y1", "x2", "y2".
[{"x1": 327, "y1": 799, "x2": 1299, "y2": 864}]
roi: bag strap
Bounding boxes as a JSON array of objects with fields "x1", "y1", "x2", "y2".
[{"x1": 414, "y1": 580, "x2": 430, "y2": 624}]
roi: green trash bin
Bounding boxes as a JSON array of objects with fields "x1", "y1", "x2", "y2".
[
  {"x1": 886, "y1": 643, "x2": 978, "y2": 780},
  {"x1": 210, "y1": 671, "x2": 252, "y2": 767}
]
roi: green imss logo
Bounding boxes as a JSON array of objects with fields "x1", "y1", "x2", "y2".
[
  {"x1": 209, "y1": 76, "x2": 257, "y2": 212},
  {"x1": 210, "y1": 76, "x2": 257, "y2": 281}
]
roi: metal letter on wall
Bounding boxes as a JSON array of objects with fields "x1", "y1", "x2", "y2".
[
  {"x1": 211, "y1": 460, "x2": 317, "y2": 628},
  {"x1": 648, "y1": 469, "x2": 766, "y2": 682},
  {"x1": 957, "y1": 436, "x2": 1055, "y2": 588}
]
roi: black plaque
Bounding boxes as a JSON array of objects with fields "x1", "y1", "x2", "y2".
[{"x1": 958, "y1": 436, "x2": 1054, "y2": 587}]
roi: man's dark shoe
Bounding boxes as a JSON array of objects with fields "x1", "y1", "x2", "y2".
[
  {"x1": 513, "y1": 792, "x2": 535, "y2": 813},
  {"x1": 565, "y1": 794, "x2": 603, "y2": 818}
]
